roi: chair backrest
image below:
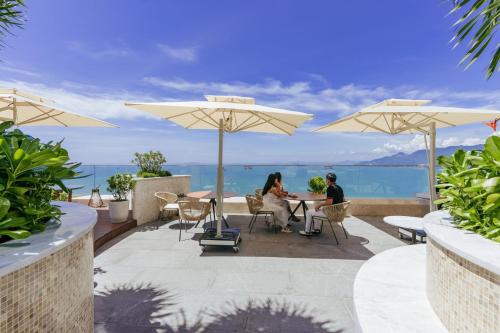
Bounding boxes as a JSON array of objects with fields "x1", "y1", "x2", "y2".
[
  {"x1": 322, "y1": 201, "x2": 351, "y2": 223},
  {"x1": 178, "y1": 200, "x2": 211, "y2": 221},
  {"x1": 255, "y1": 189, "x2": 263, "y2": 201},
  {"x1": 245, "y1": 195, "x2": 264, "y2": 214},
  {"x1": 154, "y1": 192, "x2": 178, "y2": 210}
]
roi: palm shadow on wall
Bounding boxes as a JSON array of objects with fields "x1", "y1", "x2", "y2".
[{"x1": 94, "y1": 283, "x2": 342, "y2": 333}]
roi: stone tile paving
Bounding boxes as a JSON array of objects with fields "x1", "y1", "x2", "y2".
[{"x1": 94, "y1": 215, "x2": 406, "y2": 332}]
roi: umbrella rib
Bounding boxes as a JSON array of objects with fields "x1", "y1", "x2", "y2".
[
  {"x1": 364, "y1": 113, "x2": 384, "y2": 133},
  {"x1": 199, "y1": 109, "x2": 221, "y2": 127},
  {"x1": 235, "y1": 117, "x2": 265, "y2": 132},
  {"x1": 414, "y1": 113, "x2": 456, "y2": 127},
  {"x1": 354, "y1": 118, "x2": 392, "y2": 134},
  {"x1": 382, "y1": 113, "x2": 391, "y2": 130},
  {"x1": 185, "y1": 109, "x2": 219, "y2": 129},
  {"x1": 165, "y1": 109, "x2": 203, "y2": 120},
  {"x1": 247, "y1": 111, "x2": 294, "y2": 134},
  {"x1": 232, "y1": 113, "x2": 257, "y2": 131},
  {"x1": 19, "y1": 109, "x2": 67, "y2": 126},
  {"x1": 22, "y1": 102, "x2": 68, "y2": 126}
]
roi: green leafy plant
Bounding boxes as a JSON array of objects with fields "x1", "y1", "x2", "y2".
[
  {"x1": 449, "y1": 0, "x2": 499, "y2": 79},
  {"x1": 0, "y1": 121, "x2": 80, "y2": 241},
  {"x1": 0, "y1": 0, "x2": 25, "y2": 47},
  {"x1": 51, "y1": 189, "x2": 69, "y2": 202},
  {"x1": 308, "y1": 176, "x2": 326, "y2": 194},
  {"x1": 436, "y1": 135, "x2": 500, "y2": 242},
  {"x1": 107, "y1": 173, "x2": 135, "y2": 201},
  {"x1": 132, "y1": 150, "x2": 171, "y2": 177}
]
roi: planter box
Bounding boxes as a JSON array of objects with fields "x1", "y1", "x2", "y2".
[
  {"x1": 424, "y1": 211, "x2": 500, "y2": 333},
  {"x1": 0, "y1": 202, "x2": 97, "y2": 332},
  {"x1": 132, "y1": 175, "x2": 191, "y2": 225}
]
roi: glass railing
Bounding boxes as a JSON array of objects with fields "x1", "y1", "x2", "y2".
[{"x1": 66, "y1": 164, "x2": 429, "y2": 199}]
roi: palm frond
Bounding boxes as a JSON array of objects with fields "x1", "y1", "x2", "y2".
[
  {"x1": 450, "y1": 0, "x2": 499, "y2": 79},
  {"x1": 0, "y1": 0, "x2": 25, "y2": 47}
]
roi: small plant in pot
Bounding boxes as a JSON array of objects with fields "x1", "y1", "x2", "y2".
[
  {"x1": 107, "y1": 173, "x2": 136, "y2": 223},
  {"x1": 308, "y1": 176, "x2": 326, "y2": 194},
  {"x1": 132, "y1": 150, "x2": 172, "y2": 178}
]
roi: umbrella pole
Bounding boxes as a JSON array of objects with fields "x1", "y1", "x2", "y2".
[
  {"x1": 216, "y1": 119, "x2": 224, "y2": 238},
  {"x1": 429, "y1": 122, "x2": 437, "y2": 212}
]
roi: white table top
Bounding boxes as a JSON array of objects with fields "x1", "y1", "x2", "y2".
[
  {"x1": 383, "y1": 215, "x2": 424, "y2": 231},
  {"x1": 0, "y1": 202, "x2": 97, "y2": 277},
  {"x1": 354, "y1": 244, "x2": 447, "y2": 333}
]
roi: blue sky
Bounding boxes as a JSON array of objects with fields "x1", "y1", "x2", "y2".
[{"x1": 0, "y1": 0, "x2": 498, "y2": 164}]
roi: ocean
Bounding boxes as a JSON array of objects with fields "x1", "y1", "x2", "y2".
[{"x1": 67, "y1": 164, "x2": 429, "y2": 199}]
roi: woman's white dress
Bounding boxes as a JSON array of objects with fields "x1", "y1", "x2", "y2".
[{"x1": 263, "y1": 191, "x2": 290, "y2": 227}]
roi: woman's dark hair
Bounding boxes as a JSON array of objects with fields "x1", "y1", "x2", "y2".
[
  {"x1": 274, "y1": 172, "x2": 282, "y2": 182},
  {"x1": 262, "y1": 173, "x2": 277, "y2": 195}
]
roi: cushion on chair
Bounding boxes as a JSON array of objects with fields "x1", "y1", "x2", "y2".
[{"x1": 164, "y1": 203, "x2": 179, "y2": 210}]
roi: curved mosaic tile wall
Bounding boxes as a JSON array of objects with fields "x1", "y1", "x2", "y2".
[
  {"x1": 427, "y1": 239, "x2": 500, "y2": 332},
  {"x1": 0, "y1": 230, "x2": 94, "y2": 332}
]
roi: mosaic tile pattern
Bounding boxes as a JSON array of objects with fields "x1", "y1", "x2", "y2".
[
  {"x1": 0, "y1": 230, "x2": 94, "y2": 333},
  {"x1": 427, "y1": 238, "x2": 500, "y2": 333}
]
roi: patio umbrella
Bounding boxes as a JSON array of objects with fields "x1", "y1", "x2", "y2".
[
  {"x1": 126, "y1": 95, "x2": 313, "y2": 238},
  {"x1": 0, "y1": 88, "x2": 116, "y2": 127},
  {"x1": 315, "y1": 99, "x2": 500, "y2": 211}
]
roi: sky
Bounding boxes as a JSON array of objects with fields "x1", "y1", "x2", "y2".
[{"x1": 0, "y1": 0, "x2": 498, "y2": 165}]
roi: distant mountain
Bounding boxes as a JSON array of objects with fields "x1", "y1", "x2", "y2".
[{"x1": 358, "y1": 144, "x2": 483, "y2": 166}]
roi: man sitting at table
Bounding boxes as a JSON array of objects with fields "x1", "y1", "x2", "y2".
[{"x1": 299, "y1": 172, "x2": 344, "y2": 236}]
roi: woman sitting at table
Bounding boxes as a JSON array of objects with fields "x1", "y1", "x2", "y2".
[
  {"x1": 274, "y1": 172, "x2": 300, "y2": 222},
  {"x1": 262, "y1": 173, "x2": 293, "y2": 233}
]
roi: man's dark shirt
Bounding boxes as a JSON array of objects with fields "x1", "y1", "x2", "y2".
[{"x1": 326, "y1": 184, "x2": 344, "y2": 204}]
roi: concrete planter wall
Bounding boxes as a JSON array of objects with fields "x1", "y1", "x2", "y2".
[
  {"x1": 424, "y1": 213, "x2": 500, "y2": 333},
  {"x1": 132, "y1": 175, "x2": 191, "y2": 225},
  {"x1": 0, "y1": 202, "x2": 97, "y2": 332}
]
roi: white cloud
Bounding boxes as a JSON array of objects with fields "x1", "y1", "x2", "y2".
[
  {"x1": 0, "y1": 79, "x2": 156, "y2": 120},
  {"x1": 0, "y1": 63, "x2": 40, "y2": 77},
  {"x1": 143, "y1": 77, "x2": 500, "y2": 121},
  {"x1": 67, "y1": 41, "x2": 131, "y2": 59},
  {"x1": 375, "y1": 134, "x2": 485, "y2": 155},
  {"x1": 157, "y1": 43, "x2": 197, "y2": 62}
]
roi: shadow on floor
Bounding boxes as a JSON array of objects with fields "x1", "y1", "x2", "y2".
[
  {"x1": 197, "y1": 215, "x2": 374, "y2": 260},
  {"x1": 94, "y1": 283, "x2": 342, "y2": 333},
  {"x1": 354, "y1": 215, "x2": 412, "y2": 245}
]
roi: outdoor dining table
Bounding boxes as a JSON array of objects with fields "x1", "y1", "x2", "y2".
[
  {"x1": 186, "y1": 191, "x2": 237, "y2": 227},
  {"x1": 288, "y1": 192, "x2": 326, "y2": 221}
]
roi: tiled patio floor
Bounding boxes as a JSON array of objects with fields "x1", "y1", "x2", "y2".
[{"x1": 93, "y1": 214, "x2": 408, "y2": 333}]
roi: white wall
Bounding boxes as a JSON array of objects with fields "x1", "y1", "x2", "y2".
[{"x1": 132, "y1": 175, "x2": 191, "y2": 225}]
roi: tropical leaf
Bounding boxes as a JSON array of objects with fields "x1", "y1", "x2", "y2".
[{"x1": 449, "y1": 0, "x2": 500, "y2": 79}]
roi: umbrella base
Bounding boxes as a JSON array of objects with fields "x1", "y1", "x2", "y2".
[{"x1": 199, "y1": 228, "x2": 241, "y2": 253}]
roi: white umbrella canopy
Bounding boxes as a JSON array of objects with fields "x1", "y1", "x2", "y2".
[
  {"x1": 315, "y1": 98, "x2": 500, "y2": 211},
  {"x1": 126, "y1": 95, "x2": 313, "y2": 238},
  {"x1": 0, "y1": 88, "x2": 117, "y2": 127},
  {"x1": 126, "y1": 95, "x2": 310, "y2": 134}
]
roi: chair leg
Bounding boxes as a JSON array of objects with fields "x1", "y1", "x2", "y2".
[
  {"x1": 179, "y1": 219, "x2": 182, "y2": 241},
  {"x1": 248, "y1": 214, "x2": 255, "y2": 228},
  {"x1": 340, "y1": 222, "x2": 348, "y2": 239},
  {"x1": 249, "y1": 214, "x2": 257, "y2": 233},
  {"x1": 328, "y1": 221, "x2": 339, "y2": 245},
  {"x1": 272, "y1": 213, "x2": 277, "y2": 234}
]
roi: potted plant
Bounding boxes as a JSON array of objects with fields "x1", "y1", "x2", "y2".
[
  {"x1": 308, "y1": 176, "x2": 326, "y2": 194},
  {"x1": 132, "y1": 150, "x2": 172, "y2": 178},
  {"x1": 0, "y1": 121, "x2": 80, "y2": 242},
  {"x1": 107, "y1": 173, "x2": 136, "y2": 223},
  {"x1": 435, "y1": 135, "x2": 500, "y2": 242}
]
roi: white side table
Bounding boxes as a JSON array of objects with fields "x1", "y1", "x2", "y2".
[{"x1": 383, "y1": 216, "x2": 425, "y2": 244}]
